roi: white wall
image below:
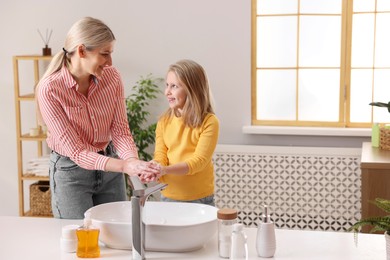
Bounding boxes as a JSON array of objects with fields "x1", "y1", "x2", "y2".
[
  {"x1": 0, "y1": 0, "x2": 368, "y2": 216},
  {"x1": 0, "y1": 0, "x2": 252, "y2": 216}
]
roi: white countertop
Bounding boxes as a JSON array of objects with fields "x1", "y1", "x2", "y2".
[{"x1": 0, "y1": 216, "x2": 385, "y2": 260}]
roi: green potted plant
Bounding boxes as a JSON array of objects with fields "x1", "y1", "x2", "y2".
[
  {"x1": 348, "y1": 198, "x2": 390, "y2": 259},
  {"x1": 125, "y1": 74, "x2": 163, "y2": 198}
]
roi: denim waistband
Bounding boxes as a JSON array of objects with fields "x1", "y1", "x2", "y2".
[{"x1": 53, "y1": 141, "x2": 115, "y2": 157}]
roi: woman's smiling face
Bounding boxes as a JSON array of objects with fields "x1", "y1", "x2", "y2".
[
  {"x1": 84, "y1": 41, "x2": 114, "y2": 78},
  {"x1": 165, "y1": 71, "x2": 187, "y2": 113}
]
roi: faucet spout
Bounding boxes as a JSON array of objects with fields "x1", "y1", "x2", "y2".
[
  {"x1": 129, "y1": 176, "x2": 167, "y2": 260},
  {"x1": 144, "y1": 183, "x2": 168, "y2": 200}
]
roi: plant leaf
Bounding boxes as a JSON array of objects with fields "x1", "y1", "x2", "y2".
[{"x1": 369, "y1": 102, "x2": 390, "y2": 108}]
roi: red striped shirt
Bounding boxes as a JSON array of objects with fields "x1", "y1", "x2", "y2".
[{"x1": 37, "y1": 66, "x2": 138, "y2": 170}]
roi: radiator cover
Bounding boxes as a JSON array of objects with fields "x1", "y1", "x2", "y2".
[{"x1": 213, "y1": 145, "x2": 361, "y2": 231}]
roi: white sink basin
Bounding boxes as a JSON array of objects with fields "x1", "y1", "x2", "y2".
[{"x1": 87, "y1": 201, "x2": 218, "y2": 252}]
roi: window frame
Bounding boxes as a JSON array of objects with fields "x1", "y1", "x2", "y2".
[{"x1": 251, "y1": 0, "x2": 377, "y2": 129}]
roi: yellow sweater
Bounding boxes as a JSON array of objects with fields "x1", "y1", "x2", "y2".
[{"x1": 154, "y1": 113, "x2": 219, "y2": 201}]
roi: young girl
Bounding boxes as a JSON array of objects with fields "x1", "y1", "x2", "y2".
[
  {"x1": 152, "y1": 59, "x2": 219, "y2": 206},
  {"x1": 36, "y1": 17, "x2": 160, "y2": 219}
]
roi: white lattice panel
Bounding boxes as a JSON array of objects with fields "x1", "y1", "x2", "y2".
[{"x1": 213, "y1": 145, "x2": 361, "y2": 231}]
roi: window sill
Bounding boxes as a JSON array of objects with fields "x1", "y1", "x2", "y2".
[{"x1": 242, "y1": 125, "x2": 371, "y2": 137}]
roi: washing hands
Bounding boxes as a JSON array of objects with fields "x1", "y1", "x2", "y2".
[
  {"x1": 137, "y1": 160, "x2": 166, "y2": 183},
  {"x1": 123, "y1": 158, "x2": 161, "y2": 182}
]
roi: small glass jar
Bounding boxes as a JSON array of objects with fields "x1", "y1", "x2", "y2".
[{"x1": 217, "y1": 208, "x2": 238, "y2": 258}]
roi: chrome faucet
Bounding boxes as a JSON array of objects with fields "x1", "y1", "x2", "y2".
[{"x1": 129, "y1": 175, "x2": 167, "y2": 260}]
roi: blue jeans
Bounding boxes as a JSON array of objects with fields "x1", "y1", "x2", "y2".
[
  {"x1": 160, "y1": 194, "x2": 215, "y2": 207},
  {"x1": 49, "y1": 149, "x2": 126, "y2": 219}
]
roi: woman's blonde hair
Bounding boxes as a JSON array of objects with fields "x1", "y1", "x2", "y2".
[
  {"x1": 162, "y1": 59, "x2": 215, "y2": 128},
  {"x1": 36, "y1": 17, "x2": 115, "y2": 125},
  {"x1": 41, "y1": 16, "x2": 115, "y2": 80}
]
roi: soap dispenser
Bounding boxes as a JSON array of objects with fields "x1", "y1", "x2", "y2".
[
  {"x1": 256, "y1": 205, "x2": 276, "y2": 258},
  {"x1": 76, "y1": 211, "x2": 100, "y2": 258}
]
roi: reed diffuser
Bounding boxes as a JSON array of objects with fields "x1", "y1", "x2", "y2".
[{"x1": 38, "y1": 28, "x2": 53, "y2": 56}]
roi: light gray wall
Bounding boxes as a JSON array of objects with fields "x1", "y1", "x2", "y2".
[{"x1": 0, "y1": 0, "x2": 368, "y2": 216}]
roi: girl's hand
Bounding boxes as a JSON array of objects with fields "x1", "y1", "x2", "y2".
[
  {"x1": 139, "y1": 161, "x2": 166, "y2": 182},
  {"x1": 123, "y1": 159, "x2": 160, "y2": 178}
]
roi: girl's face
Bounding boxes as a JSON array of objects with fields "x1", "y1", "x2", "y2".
[
  {"x1": 83, "y1": 41, "x2": 114, "y2": 78},
  {"x1": 165, "y1": 71, "x2": 187, "y2": 113}
]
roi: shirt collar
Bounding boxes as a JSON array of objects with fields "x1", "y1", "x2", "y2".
[
  {"x1": 61, "y1": 66, "x2": 77, "y2": 89},
  {"x1": 60, "y1": 66, "x2": 100, "y2": 89}
]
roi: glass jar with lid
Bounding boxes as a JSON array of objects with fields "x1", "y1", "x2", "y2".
[{"x1": 217, "y1": 208, "x2": 238, "y2": 258}]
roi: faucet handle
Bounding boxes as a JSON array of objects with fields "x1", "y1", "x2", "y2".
[{"x1": 129, "y1": 175, "x2": 145, "y2": 191}]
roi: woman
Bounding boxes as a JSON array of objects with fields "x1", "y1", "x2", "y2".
[{"x1": 36, "y1": 17, "x2": 160, "y2": 219}]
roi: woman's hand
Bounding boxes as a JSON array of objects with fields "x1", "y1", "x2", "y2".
[
  {"x1": 138, "y1": 160, "x2": 166, "y2": 182},
  {"x1": 123, "y1": 159, "x2": 161, "y2": 180}
]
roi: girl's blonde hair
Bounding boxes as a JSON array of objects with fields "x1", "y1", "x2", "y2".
[
  {"x1": 36, "y1": 17, "x2": 115, "y2": 125},
  {"x1": 162, "y1": 59, "x2": 215, "y2": 128}
]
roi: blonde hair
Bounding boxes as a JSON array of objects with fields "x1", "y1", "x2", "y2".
[
  {"x1": 36, "y1": 17, "x2": 115, "y2": 125},
  {"x1": 162, "y1": 59, "x2": 215, "y2": 128},
  {"x1": 42, "y1": 17, "x2": 115, "y2": 80}
]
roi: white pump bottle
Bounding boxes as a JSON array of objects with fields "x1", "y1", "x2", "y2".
[{"x1": 256, "y1": 205, "x2": 276, "y2": 258}]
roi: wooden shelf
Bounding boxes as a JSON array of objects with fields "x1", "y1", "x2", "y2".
[
  {"x1": 14, "y1": 55, "x2": 53, "y2": 60},
  {"x1": 18, "y1": 93, "x2": 35, "y2": 101},
  {"x1": 20, "y1": 133, "x2": 47, "y2": 141},
  {"x1": 14, "y1": 55, "x2": 52, "y2": 217},
  {"x1": 22, "y1": 175, "x2": 49, "y2": 181}
]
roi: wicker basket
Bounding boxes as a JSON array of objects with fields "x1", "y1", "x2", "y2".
[
  {"x1": 380, "y1": 128, "x2": 390, "y2": 151},
  {"x1": 30, "y1": 181, "x2": 52, "y2": 216}
]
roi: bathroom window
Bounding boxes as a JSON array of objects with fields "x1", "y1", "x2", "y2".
[{"x1": 252, "y1": 0, "x2": 390, "y2": 128}]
